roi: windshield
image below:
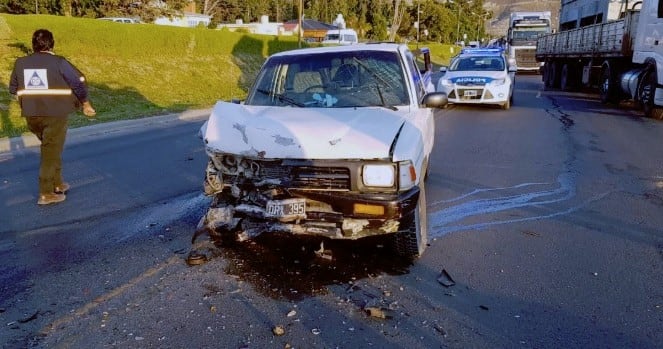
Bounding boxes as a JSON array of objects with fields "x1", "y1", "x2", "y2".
[
  {"x1": 245, "y1": 50, "x2": 409, "y2": 108},
  {"x1": 449, "y1": 56, "x2": 505, "y2": 72},
  {"x1": 511, "y1": 27, "x2": 549, "y2": 41}
]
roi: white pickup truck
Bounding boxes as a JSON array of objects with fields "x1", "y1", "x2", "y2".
[{"x1": 198, "y1": 43, "x2": 447, "y2": 259}]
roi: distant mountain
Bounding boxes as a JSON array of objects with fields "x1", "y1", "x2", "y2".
[{"x1": 484, "y1": 0, "x2": 560, "y2": 37}]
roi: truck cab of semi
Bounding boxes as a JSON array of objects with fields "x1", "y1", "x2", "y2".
[{"x1": 507, "y1": 11, "x2": 552, "y2": 72}]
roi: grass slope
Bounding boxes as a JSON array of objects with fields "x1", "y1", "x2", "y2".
[
  {"x1": 0, "y1": 14, "x2": 300, "y2": 138},
  {"x1": 0, "y1": 14, "x2": 456, "y2": 139}
]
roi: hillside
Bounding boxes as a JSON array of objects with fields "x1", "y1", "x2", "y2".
[
  {"x1": 0, "y1": 14, "x2": 302, "y2": 138},
  {"x1": 0, "y1": 14, "x2": 459, "y2": 139},
  {"x1": 484, "y1": 0, "x2": 561, "y2": 37}
]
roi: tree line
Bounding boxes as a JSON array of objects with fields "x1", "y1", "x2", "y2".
[{"x1": 0, "y1": 0, "x2": 492, "y2": 43}]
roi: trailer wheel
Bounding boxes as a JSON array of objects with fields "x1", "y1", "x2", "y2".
[
  {"x1": 639, "y1": 70, "x2": 663, "y2": 120},
  {"x1": 599, "y1": 66, "x2": 619, "y2": 104},
  {"x1": 560, "y1": 63, "x2": 576, "y2": 91},
  {"x1": 549, "y1": 62, "x2": 561, "y2": 89},
  {"x1": 543, "y1": 62, "x2": 555, "y2": 89}
]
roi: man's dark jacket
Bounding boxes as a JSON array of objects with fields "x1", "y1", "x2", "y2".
[{"x1": 9, "y1": 52, "x2": 89, "y2": 117}]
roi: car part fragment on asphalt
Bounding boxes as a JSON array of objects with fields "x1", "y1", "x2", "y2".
[
  {"x1": 437, "y1": 269, "x2": 455, "y2": 287},
  {"x1": 186, "y1": 251, "x2": 208, "y2": 266},
  {"x1": 364, "y1": 306, "x2": 393, "y2": 319}
]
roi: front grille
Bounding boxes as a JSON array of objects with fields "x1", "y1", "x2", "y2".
[
  {"x1": 257, "y1": 161, "x2": 351, "y2": 190},
  {"x1": 515, "y1": 48, "x2": 538, "y2": 68},
  {"x1": 291, "y1": 167, "x2": 350, "y2": 190}
]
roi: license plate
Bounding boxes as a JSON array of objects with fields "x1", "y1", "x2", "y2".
[
  {"x1": 265, "y1": 199, "x2": 306, "y2": 219},
  {"x1": 463, "y1": 90, "x2": 477, "y2": 97}
]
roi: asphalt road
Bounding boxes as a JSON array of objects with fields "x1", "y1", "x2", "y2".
[{"x1": 0, "y1": 75, "x2": 662, "y2": 348}]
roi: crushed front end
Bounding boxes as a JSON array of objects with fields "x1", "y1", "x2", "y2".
[{"x1": 199, "y1": 152, "x2": 420, "y2": 242}]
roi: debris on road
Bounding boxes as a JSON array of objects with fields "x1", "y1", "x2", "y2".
[
  {"x1": 314, "y1": 242, "x2": 333, "y2": 261},
  {"x1": 364, "y1": 306, "x2": 393, "y2": 319},
  {"x1": 286, "y1": 310, "x2": 297, "y2": 317},
  {"x1": 272, "y1": 325, "x2": 286, "y2": 336},
  {"x1": 437, "y1": 269, "x2": 455, "y2": 287},
  {"x1": 311, "y1": 328, "x2": 321, "y2": 335},
  {"x1": 479, "y1": 305, "x2": 489, "y2": 311},
  {"x1": 18, "y1": 310, "x2": 39, "y2": 323},
  {"x1": 434, "y1": 324, "x2": 448, "y2": 337},
  {"x1": 186, "y1": 251, "x2": 208, "y2": 266}
]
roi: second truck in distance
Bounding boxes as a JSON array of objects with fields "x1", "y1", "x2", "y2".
[{"x1": 536, "y1": 0, "x2": 663, "y2": 119}]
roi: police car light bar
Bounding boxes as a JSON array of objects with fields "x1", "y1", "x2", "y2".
[{"x1": 460, "y1": 48, "x2": 504, "y2": 55}]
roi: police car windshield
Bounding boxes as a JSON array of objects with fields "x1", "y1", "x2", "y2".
[{"x1": 450, "y1": 56, "x2": 504, "y2": 72}]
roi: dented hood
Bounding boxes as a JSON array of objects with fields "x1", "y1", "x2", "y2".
[{"x1": 202, "y1": 101, "x2": 408, "y2": 159}]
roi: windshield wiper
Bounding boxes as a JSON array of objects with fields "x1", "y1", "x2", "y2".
[
  {"x1": 372, "y1": 84, "x2": 398, "y2": 111},
  {"x1": 352, "y1": 58, "x2": 398, "y2": 110},
  {"x1": 255, "y1": 88, "x2": 304, "y2": 107}
]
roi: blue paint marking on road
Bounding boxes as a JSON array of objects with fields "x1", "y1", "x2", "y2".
[{"x1": 427, "y1": 171, "x2": 597, "y2": 237}]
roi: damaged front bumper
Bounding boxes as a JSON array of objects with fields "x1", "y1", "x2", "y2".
[{"x1": 200, "y1": 187, "x2": 420, "y2": 241}]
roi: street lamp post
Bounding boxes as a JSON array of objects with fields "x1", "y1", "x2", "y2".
[
  {"x1": 417, "y1": 2, "x2": 420, "y2": 45},
  {"x1": 455, "y1": 1, "x2": 461, "y2": 45},
  {"x1": 298, "y1": 0, "x2": 303, "y2": 48}
]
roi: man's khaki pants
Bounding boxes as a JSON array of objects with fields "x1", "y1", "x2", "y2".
[{"x1": 26, "y1": 116, "x2": 68, "y2": 195}]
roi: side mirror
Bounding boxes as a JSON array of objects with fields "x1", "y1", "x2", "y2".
[
  {"x1": 422, "y1": 92, "x2": 448, "y2": 109},
  {"x1": 439, "y1": 66, "x2": 448, "y2": 73},
  {"x1": 508, "y1": 65, "x2": 518, "y2": 73}
]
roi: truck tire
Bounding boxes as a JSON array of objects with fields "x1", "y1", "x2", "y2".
[
  {"x1": 545, "y1": 62, "x2": 561, "y2": 89},
  {"x1": 560, "y1": 63, "x2": 576, "y2": 91},
  {"x1": 392, "y1": 181, "x2": 428, "y2": 259},
  {"x1": 543, "y1": 62, "x2": 554, "y2": 89},
  {"x1": 599, "y1": 65, "x2": 619, "y2": 104},
  {"x1": 639, "y1": 70, "x2": 663, "y2": 120}
]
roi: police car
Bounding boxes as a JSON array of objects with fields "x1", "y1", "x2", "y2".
[{"x1": 436, "y1": 48, "x2": 516, "y2": 109}]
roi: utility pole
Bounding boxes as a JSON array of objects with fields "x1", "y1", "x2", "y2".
[
  {"x1": 35, "y1": 0, "x2": 38, "y2": 14},
  {"x1": 456, "y1": 1, "x2": 461, "y2": 45},
  {"x1": 416, "y1": 2, "x2": 420, "y2": 46},
  {"x1": 298, "y1": 0, "x2": 303, "y2": 48}
]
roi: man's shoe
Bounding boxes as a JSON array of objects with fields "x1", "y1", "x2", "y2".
[
  {"x1": 54, "y1": 182, "x2": 70, "y2": 193},
  {"x1": 37, "y1": 193, "x2": 66, "y2": 205}
]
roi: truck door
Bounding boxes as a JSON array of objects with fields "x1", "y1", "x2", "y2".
[{"x1": 633, "y1": 0, "x2": 663, "y2": 62}]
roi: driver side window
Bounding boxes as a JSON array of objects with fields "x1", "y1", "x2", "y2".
[{"x1": 407, "y1": 56, "x2": 426, "y2": 101}]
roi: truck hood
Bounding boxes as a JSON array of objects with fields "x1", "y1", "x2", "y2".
[{"x1": 202, "y1": 101, "x2": 407, "y2": 159}]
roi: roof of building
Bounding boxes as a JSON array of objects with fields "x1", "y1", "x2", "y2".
[{"x1": 283, "y1": 19, "x2": 337, "y2": 31}]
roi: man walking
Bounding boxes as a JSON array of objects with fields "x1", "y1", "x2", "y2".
[{"x1": 9, "y1": 29, "x2": 96, "y2": 205}]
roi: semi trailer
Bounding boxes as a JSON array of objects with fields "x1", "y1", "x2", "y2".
[{"x1": 536, "y1": 0, "x2": 663, "y2": 119}]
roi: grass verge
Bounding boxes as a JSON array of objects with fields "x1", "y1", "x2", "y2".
[{"x1": 0, "y1": 14, "x2": 455, "y2": 139}]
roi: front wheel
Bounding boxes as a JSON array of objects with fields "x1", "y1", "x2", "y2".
[
  {"x1": 392, "y1": 181, "x2": 428, "y2": 259},
  {"x1": 599, "y1": 65, "x2": 619, "y2": 104},
  {"x1": 638, "y1": 70, "x2": 663, "y2": 120}
]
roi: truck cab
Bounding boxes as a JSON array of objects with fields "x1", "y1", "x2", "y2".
[{"x1": 507, "y1": 11, "x2": 552, "y2": 72}]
